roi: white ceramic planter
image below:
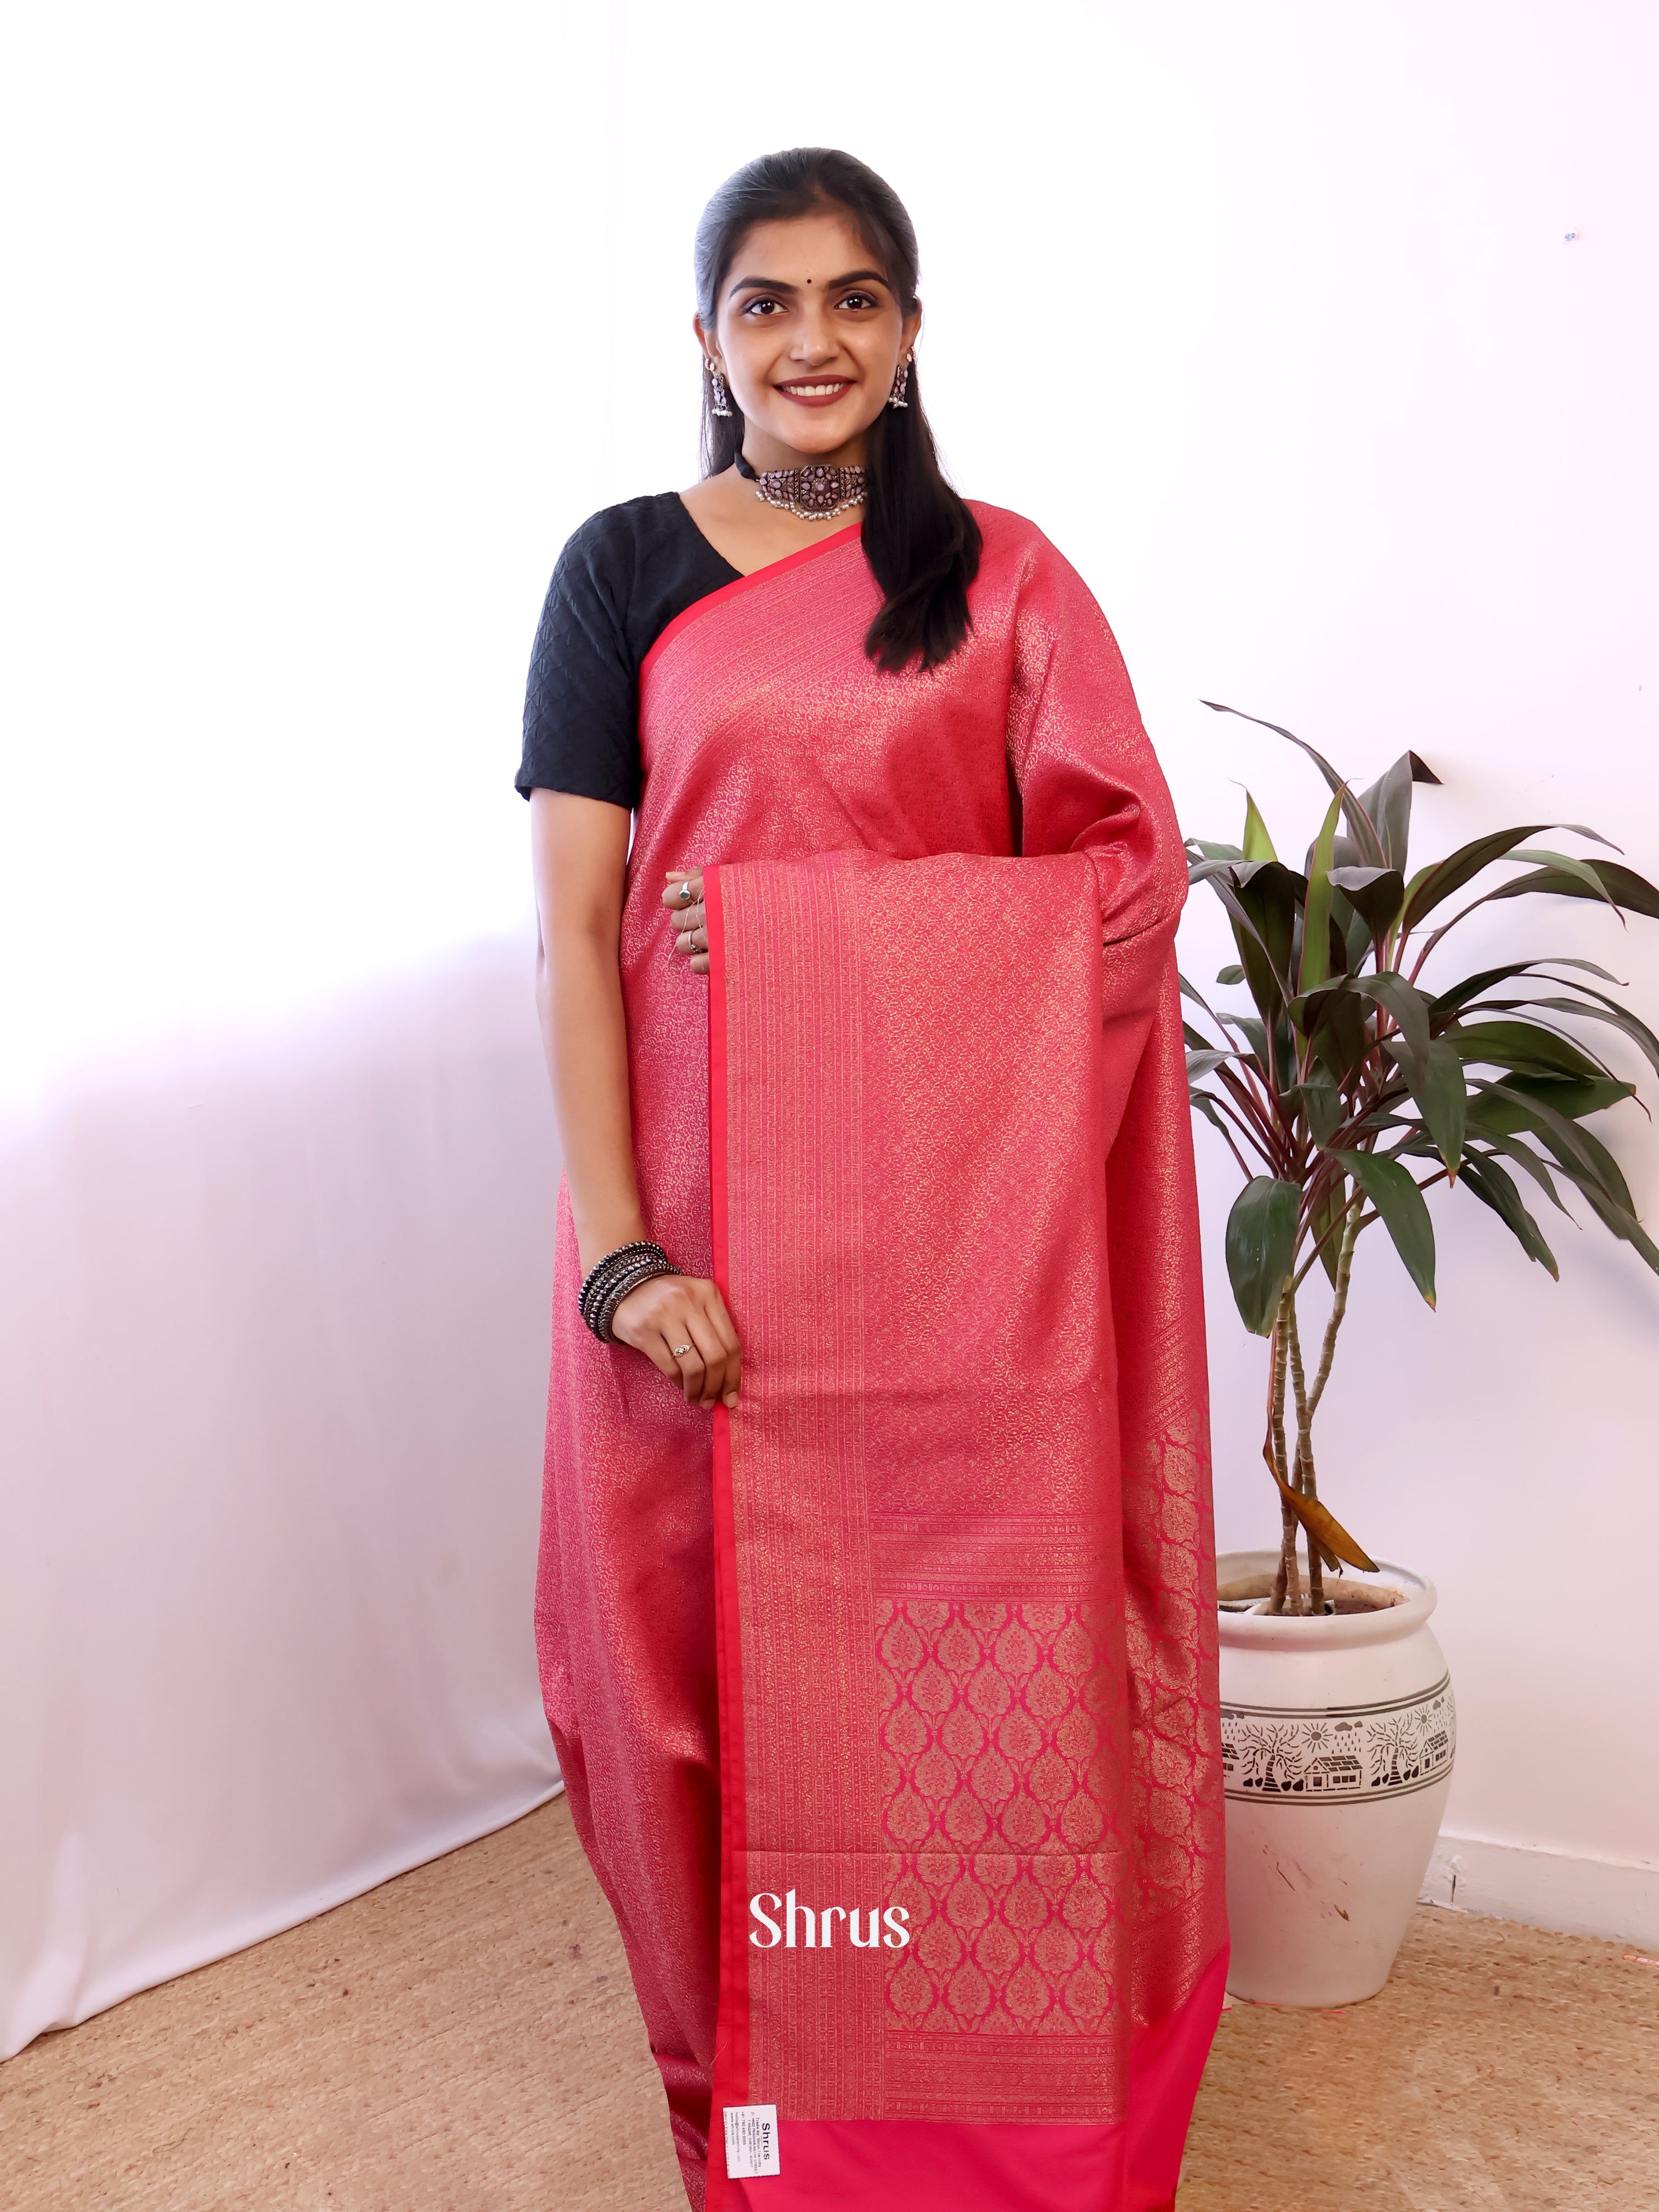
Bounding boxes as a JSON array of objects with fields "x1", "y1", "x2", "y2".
[{"x1": 1217, "y1": 1550, "x2": 1454, "y2": 2007}]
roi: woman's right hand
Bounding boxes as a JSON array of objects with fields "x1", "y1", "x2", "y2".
[
  {"x1": 663, "y1": 869, "x2": 708, "y2": 973},
  {"x1": 611, "y1": 1272, "x2": 742, "y2": 1409}
]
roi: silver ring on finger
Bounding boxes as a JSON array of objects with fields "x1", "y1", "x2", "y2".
[{"x1": 671, "y1": 1343, "x2": 693, "y2": 1358}]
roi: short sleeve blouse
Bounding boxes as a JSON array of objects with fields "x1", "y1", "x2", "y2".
[{"x1": 516, "y1": 493, "x2": 740, "y2": 810}]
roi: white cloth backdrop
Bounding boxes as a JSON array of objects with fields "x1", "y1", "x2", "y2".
[
  {"x1": 0, "y1": 951, "x2": 562, "y2": 2058},
  {"x1": 2, "y1": 2, "x2": 607, "y2": 2058},
  {"x1": 7, "y1": 0, "x2": 1659, "y2": 2063}
]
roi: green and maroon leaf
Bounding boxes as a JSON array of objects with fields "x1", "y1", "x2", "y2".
[
  {"x1": 1229, "y1": 1013, "x2": 1271, "y2": 1073},
  {"x1": 1457, "y1": 1153, "x2": 1560, "y2": 1277},
  {"x1": 1226, "y1": 1176, "x2": 1303, "y2": 1335},
  {"x1": 1334, "y1": 1149, "x2": 1437, "y2": 1306},
  {"x1": 1186, "y1": 1048, "x2": 1238, "y2": 1082},
  {"x1": 1387, "y1": 1033, "x2": 1465, "y2": 1176},
  {"x1": 1485, "y1": 859, "x2": 1659, "y2": 920},
  {"x1": 1305, "y1": 985, "x2": 1370, "y2": 1085},
  {"x1": 1523, "y1": 995, "x2": 1659, "y2": 1083},
  {"x1": 1330, "y1": 886, "x2": 1375, "y2": 976},
  {"x1": 1304, "y1": 1069, "x2": 1344, "y2": 1147},
  {"x1": 1233, "y1": 862, "x2": 1307, "y2": 988},
  {"x1": 1206, "y1": 873, "x2": 1289, "y2": 1024},
  {"x1": 1448, "y1": 1020, "x2": 1611, "y2": 1082},
  {"x1": 1430, "y1": 957, "x2": 1623, "y2": 1019},
  {"x1": 1472, "y1": 1082, "x2": 1636, "y2": 1213},
  {"x1": 1470, "y1": 1128, "x2": 1568, "y2": 1214},
  {"x1": 1284, "y1": 1075, "x2": 1340, "y2": 1149},
  {"x1": 1242, "y1": 791, "x2": 1278, "y2": 863},
  {"x1": 1466, "y1": 1075, "x2": 1634, "y2": 1135},
  {"x1": 1300, "y1": 792, "x2": 1344, "y2": 994},
  {"x1": 1397, "y1": 827, "x2": 1613, "y2": 937},
  {"x1": 1199, "y1": 701, "x2": 1391, "y2": 867},
  {"x1": 1509, "y1": 1119, "x2": 1659, "y2": 1274},
  {"x1": 1356, "y1": 751, "x2": 1437, "y2": 873},
  {"x1": 1328, "y1": 867, "x2": 1407, "y2": 938},
  {"x1": 1506, "y1": 849, "x2": 1620, "y2": 910},
  {"x1": 1188, "y1": 838, "x2": 1246, "y2": 864},
  {"x1": 1576, "y1": 1190, "x2": 1659, "y2": 1276},
  {"x1": 1361, "y1": 972, "x2": 1435, "y2": 1070},
  {"x1": 1188, "y1": 856, "x2": 1250, "y2": 888}
]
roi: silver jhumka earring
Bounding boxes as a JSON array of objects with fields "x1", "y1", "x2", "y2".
[
  {"x1": 887, "y1": 355, "x2": 911, "y2": 409},
  {"x1": 708, "y1": 363, "x2": 733, "y2": 419}
]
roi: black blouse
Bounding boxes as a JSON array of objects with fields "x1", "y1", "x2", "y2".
[{"x1": 516, "y1": 494, "x2": 741, "y2": 811}]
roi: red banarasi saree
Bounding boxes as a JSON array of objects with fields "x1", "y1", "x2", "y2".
[{"x1": 536, "y1": 505, "x2": 1227, "y2": 2211}]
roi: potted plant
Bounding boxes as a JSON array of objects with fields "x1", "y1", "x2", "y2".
[{"x1": 1184, "y1": 702, "x2": 1659, "y2": 2006}]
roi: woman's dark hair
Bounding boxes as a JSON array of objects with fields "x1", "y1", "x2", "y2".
[{"x1": 693, "y1": 148, "x2": 981, "y2": 675}]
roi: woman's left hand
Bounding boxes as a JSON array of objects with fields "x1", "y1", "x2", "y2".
[{"x1": 663, "y1": 870, "x2": 708, "y2": 974}]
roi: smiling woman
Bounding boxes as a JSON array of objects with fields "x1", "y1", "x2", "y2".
[
  {"x1": 518, "y1": 149, "x2": 1227, "y2": 2212},
  {"x1": 680, "y1": 149, "x2": 980, "y2": 672}
]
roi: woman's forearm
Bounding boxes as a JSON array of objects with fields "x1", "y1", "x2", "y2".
[
  {"x1": 529, "y1": 791, "x2": 644, "y2": 1274},
  {"x1": 537, "y1": 924, "x2": 647, "y2": 1273},
  {"x1": 529, "y1": 791, "x2": 740, "y2": 1407}
]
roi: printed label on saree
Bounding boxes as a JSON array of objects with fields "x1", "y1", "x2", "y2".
[{"x1": 723, "y1": 2103, "x2": 782, "y2": 2179}]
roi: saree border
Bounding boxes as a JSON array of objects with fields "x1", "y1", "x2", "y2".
[
  {"x1": 640, "y1": 520, "x2": 864, "y2": 692},
  {"x1": 705, "y1": 864, "x2": 749, "y2": 2209}
]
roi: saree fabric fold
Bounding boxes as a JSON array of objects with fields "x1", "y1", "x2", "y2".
[{"x1": 534, "y1": 507, "x2": 1227, "y2": 2211}]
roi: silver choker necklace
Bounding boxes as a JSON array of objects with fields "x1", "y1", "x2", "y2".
[{"x1": 733, "y1": 450, "x2": 864, "y2": 522}]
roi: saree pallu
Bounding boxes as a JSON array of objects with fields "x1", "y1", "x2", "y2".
[{"x1": 535, "y1": 506, "x2": 1227, "y2": 2212}]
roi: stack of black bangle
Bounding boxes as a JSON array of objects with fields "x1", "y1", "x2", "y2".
[{"x1": 579, "y1": 1240, "x2": 677, "y2": 1342}]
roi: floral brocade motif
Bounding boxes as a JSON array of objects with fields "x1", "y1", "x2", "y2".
[
  {"x1": 876, "y1": 1599, "x2": 1131, "y2": 2035},
  {"x1": 1121, "y1": 1424, "x2": 1227, "y2": 1926}
]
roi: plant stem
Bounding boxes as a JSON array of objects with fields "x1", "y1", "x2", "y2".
[
  {"x1": 1280, "y1": 1207, "x2": 1361, "y2": 1618},
  {"x1": 1212, "y1": 1118, "x2": 1256, "y2": 1180},
  {"x1": 1306, "y1": 1208, "x2": 1359, "y2": 1428},
  {"x1": 1285, "y1": 1297, "x2": 1323, "y2": 1615},
  {"x1": 1267, "y1": 1291, "x2": 1303, "y2": 1616},
  {"x1": 1209, "y1": 1092, "x2": 1277, "y2": 1172},
  {"x1": 1217, "y1": 1066, "x2": 1294, "y2": 1176},
  {"x1": 1286, "y1": 1185, "x2": 1366, "y2": 1295},
  {"x1": 1272, "y1": 1485, "x2": 1301, "y2": 1616}
]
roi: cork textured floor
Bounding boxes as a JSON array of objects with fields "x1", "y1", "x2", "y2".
[{"x1": 4, "y1": 1796, "x2": 1656, "y2": 2210}]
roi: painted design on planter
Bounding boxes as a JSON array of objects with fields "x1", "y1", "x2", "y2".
[{"x1": 1221, "y1": 1675, "x2": 1455, "y2": 1804}]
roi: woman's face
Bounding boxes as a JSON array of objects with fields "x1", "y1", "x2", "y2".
[{"x1": 697, "y1": 206, "x2": 922, "y2": 466}]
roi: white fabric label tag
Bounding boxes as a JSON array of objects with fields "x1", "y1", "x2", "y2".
[{"x1": 723, "y1": 2102, "x2": 781, "y2": 2179}]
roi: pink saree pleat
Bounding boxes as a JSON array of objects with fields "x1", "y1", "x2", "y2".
[{"x1": 534, "y1": 507, "x2": 1226, "y2": 2212}]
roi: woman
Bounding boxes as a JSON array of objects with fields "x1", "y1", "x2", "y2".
[{"x1": 520, "y1": 148, "x2": 1227, "y2": 2212}]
